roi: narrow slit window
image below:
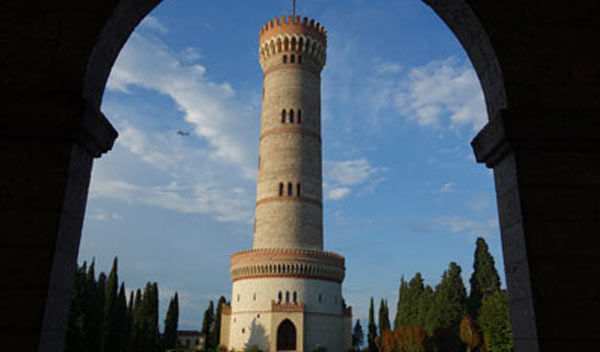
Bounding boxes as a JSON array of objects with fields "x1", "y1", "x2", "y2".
[
  {"x1": 299, "y1": 55, "x2": 302, "y2": 64},
  {"x1": 283, "y1": 55, "x2": 288, "y2": 63},
  {"x1": 288, "y1": 183, "x2": 293, "y2": 196},
  {"x1": 279, "y1": 183, "x2": 284, "y2": 196},
  {"x1": 297, "y1": 183, "x2": 301, "y2": 197},
  {"x1": 298, "y1": 109, "x2": 302, "y2": 124},
  {"x1": 278, "y1": 291, "x2": 282, "y2": 303},
  {"x1": 289, "y1": 109, "x2": 294, "y2": 123},
  {"x1": 282, "y1": 109, "x2": 286, "y2": 123},
  {"x1": 293, "y1": 291, "x2": 297, "y2": 303},
  {"x1": 291, "y1": 54, "x2": 296, "y2": 63},
  {"x1": 286, "y1": 291, "x2": 290, "y2": 303}
]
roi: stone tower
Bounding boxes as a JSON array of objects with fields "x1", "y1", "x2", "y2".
[{"x1": 219, "y1": 15, "x2": 352, "y2": 352}]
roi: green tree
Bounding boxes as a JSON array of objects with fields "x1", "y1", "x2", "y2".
[
  {"x1": 163, "y1": 292, "x2": 179, "y2": 349},
  {"x1": 379, "y1": 299, "x2": 391, "y2": 335},
  {"x1": 367, "y1": 298, "x2": 378, "y2": 352},
  {"x1": 469, "y1": 238, "x2": 501, "y2": 317},
  {"x1": 212, "y1": 296, "x2": 227, "y2": 348},
  {"x1": 201, "y1": 300, "x2": 215, "y2": 349},
  {"x1": 478, "y1": 291, "x2": 513, "y2": 352},
  {"x1": 101, "y1": 257, "x2": 120, "y2": 352},
  {"x1": 395, "y1": 273, "x2": 426, "y2": 328},
  {"x1": 426, "y1": 262, "x2": 467, "y2": 352},
  {"x1": 352, "y1": 319, "x2": 364, "y2": 349}
]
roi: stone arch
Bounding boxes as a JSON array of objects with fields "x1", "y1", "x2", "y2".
[
  {"x1": 276, "y1": 319, "x2": 297, "y2": 351},
  {"x1": 10, "y1": 1, "x2": 600, "y2": 351}
]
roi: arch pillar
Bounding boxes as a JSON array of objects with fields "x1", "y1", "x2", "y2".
[
  {"x1": 1, "y1": 98, "x2": 117, "y2": 351},
  {"x1": 472, "y1": 110, "x2": 600, "y2": 351}
]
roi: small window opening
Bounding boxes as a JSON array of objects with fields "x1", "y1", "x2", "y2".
[
  {"x1": 299, "y1": 55, "x2": 302, "y2": 64},
  {"x1": 278, "y1": 291, "x2": 282, "y2": 303},
  {"x1": 298, "y1": 109, "x2": 302, "y2": 124},
  {"x1": 286, "y1": 291, "x2": 290, "y2": 303},
  {"x1": 289, "y1": 109, "x2": 294, "y2": 123},
  {"x1": 297, "y1": 183, "x2": 301, "y2": 197},
  {"x1": 253, "y1": 293, "x2": 256, "y2": 301},
  {"x1": 283, "y1": 55, "x2": 288, "y2": 63},
  {"x1": 282, "y1": 109, "x2": 286, "y2": 123},
  {"x1": 287, "y1": 183, "x2": 293, "y2": 196},
  {"x1": 257, "y1": 314, "x2": 261, "y2": 318},
  {"x1": 291, "y1": 54, "x2": 296, "y2": 63},
  {"x1": 318, "y1": 294, "x2": 322, "y2": 302},
  {"x1": 237, "y1": 294, "x2": 240, "y2": 302},
  {"x1": 279, "y1": 183, "x2": 284, "y2": 196},
  {"x1": 242, "y1": 328, "x2": 246, "y2": 334},
  {"x1": 293, "y1": 291, "x2": 297, "y2": 303}
]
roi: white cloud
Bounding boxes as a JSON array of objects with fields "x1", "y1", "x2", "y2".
[
  {"x1": 324, "y1": 158, "x2": 386, "y2": 200},
  {"x1": 90, "y1": 124, "x2": 254, "y2": 224},
  {"x1": 139, "y1": 16, "x2": 169, "y2": 34},
  {"x1": 106, "y1": 31, "x2": 257, "y2": 177},
  {"x1": 91, "y1": 179, "x2": 252, "y2": 223},
  {"x1": 394, "y1": 58, "x2": 487, "y2": 131},
  {"x1": 375, "y1": 61, "x2": 403, "y2": 75},
  {"x1": 89, "y1": 209, "x2": 122, "y2": 222},
  {"x1": 326, "y1": 187, "x2": 352, "y2": 201},
  {"x1": 438, "y1": 182, "x2": 455, "y2": 194},
  {"x1": 434, "y1": 216, "x2": 497, "y2": 239}
]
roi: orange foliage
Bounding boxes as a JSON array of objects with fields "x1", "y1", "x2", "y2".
[
  {"x1": 459, "y1": 315, "x2": 482, "y2": 352},
  {"x1": 375, "y1": 327, "x2": 426, "y2": 352}
]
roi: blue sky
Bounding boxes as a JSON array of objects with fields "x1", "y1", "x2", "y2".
[{"x1": 80, "y1": 0, "x2": 504, "y2": 330}]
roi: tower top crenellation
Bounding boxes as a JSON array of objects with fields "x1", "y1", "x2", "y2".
[{"x1": 259, "y1": 16, "x2": 327, "y2": 47}]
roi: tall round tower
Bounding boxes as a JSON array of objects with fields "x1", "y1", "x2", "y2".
[{"x1": 220, "y1": 16, "x2": 352, "y2": 352}]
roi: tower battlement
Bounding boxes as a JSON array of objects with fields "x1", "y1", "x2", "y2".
[{"x1": 259, "y1": 16, "x2": 327, "y2": 47}]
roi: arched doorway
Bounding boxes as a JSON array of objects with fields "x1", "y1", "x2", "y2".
[{"x1": 276, "y1": 319, "x2": 296, "y2": 351}]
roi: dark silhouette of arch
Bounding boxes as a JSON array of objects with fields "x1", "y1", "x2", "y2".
[
  {"x1": 289, "y1": 109, "x2": 294, "y2": 123},
  {"x1": 282, "y1": 109, "x2": 286, "y2": 123},
  {"x1": 279, "y1": 183, "x2": 284, "y2": 196},
  {"x1": 287, "y1": 183, "x2": 293, "y2": 196},
  {"x1": 277, "y1": 319, "x2": 296, "y2": 351}
]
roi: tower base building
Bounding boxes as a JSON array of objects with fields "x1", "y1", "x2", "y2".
[{"x1": 220, "y1": 15, "x2": 351, "y2": 352}]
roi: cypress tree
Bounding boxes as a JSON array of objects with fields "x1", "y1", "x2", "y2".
[
  {"x1": 367, "y1": 297, "x2": 377, "y2": 352},
  {"x1": 84, "y1": 261, "x2": 102, "y2": 352},
  {"x1": 395, "y1": 273, "x2": 426, "y2": 328},
  {"x1": 117, "y1": 283, "x2": 128, "y2": 349},
  {"x1": 469, "y1": 237, "x2": 501, "y2": 317},
  {"x1": 378, "y1": 299, "x2": 391, "y2": 335},
  {"x1": 64, "y1": 263, "x2": 85, "y2": 352},
  {"x1": 212, "y1": 296, "x2": 227, "y2": 348},
  {"x1": 352, "y1": 319, "x2": 364, "y2": 350},
  {"x1": 201, "y1": 300, "x2": 215, "y2": 349},
  {"x1": 101, "y1": 257, "x2": 120, "y2": 352},
  {"x1": 125, "y1": 290, "x2": 135, "y2": 352},
  {"x1": 426, "y1": 262, "x2": 467, "y2": 352},
  {"x1": 478, "y1": 291, "x2": 513, "y2": 352},
  {"x1": 163, "y1": 292, "x2": 179, "y2": 349},
  {"x1": 97, "y1": 272, "x2": 107, "y2": 352}
]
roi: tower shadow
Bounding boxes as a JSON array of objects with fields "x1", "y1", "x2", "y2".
[{"x1": 244, "y1": 319, "x2": 269, "y2": 351}]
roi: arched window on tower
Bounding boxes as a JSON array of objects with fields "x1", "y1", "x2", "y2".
[
  {"x1": 297, "y1": 183, "x2": 301, "y2": 197},
  {"x1": 287, "y1": 183, "x2": 293, "y2": 196},
  {"x1": 290, "y1": 54, "x2": 296, "y2": 63},
  {"x1": 286, "y1": 291, "x2": 290, "y2": 303},
  {"x1": 299, "y1": 55, "x2": 302, "y2": 64},
  {"x1": 281, "y1": 109, "x2": 286, "y2": 123},
  {"x1": 293, "y1": 291, "x2": 297, "y2": 304},
  {"x1": 278, "y1": 291, "x2": 282, "y2": 303},
  {"x1": 279, "y1": 183, "x2": 284, "y2": 197},
  {"x1": 289, "y1": 109, "x2": 294, "y2": 123},
  {"x1": 283, "y1": 55, "x2": 288, "y2": 64},
  {"x1": 298, "y1": 109, "x2": 302, "y2": 124}
]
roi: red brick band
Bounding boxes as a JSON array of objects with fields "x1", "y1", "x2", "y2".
[
  {"x1": 256, "y1": 196, "x2": 322, "y2": 208},
  {"x1": 259, "y1": 126, "x2": 321, "y2": 142}
]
